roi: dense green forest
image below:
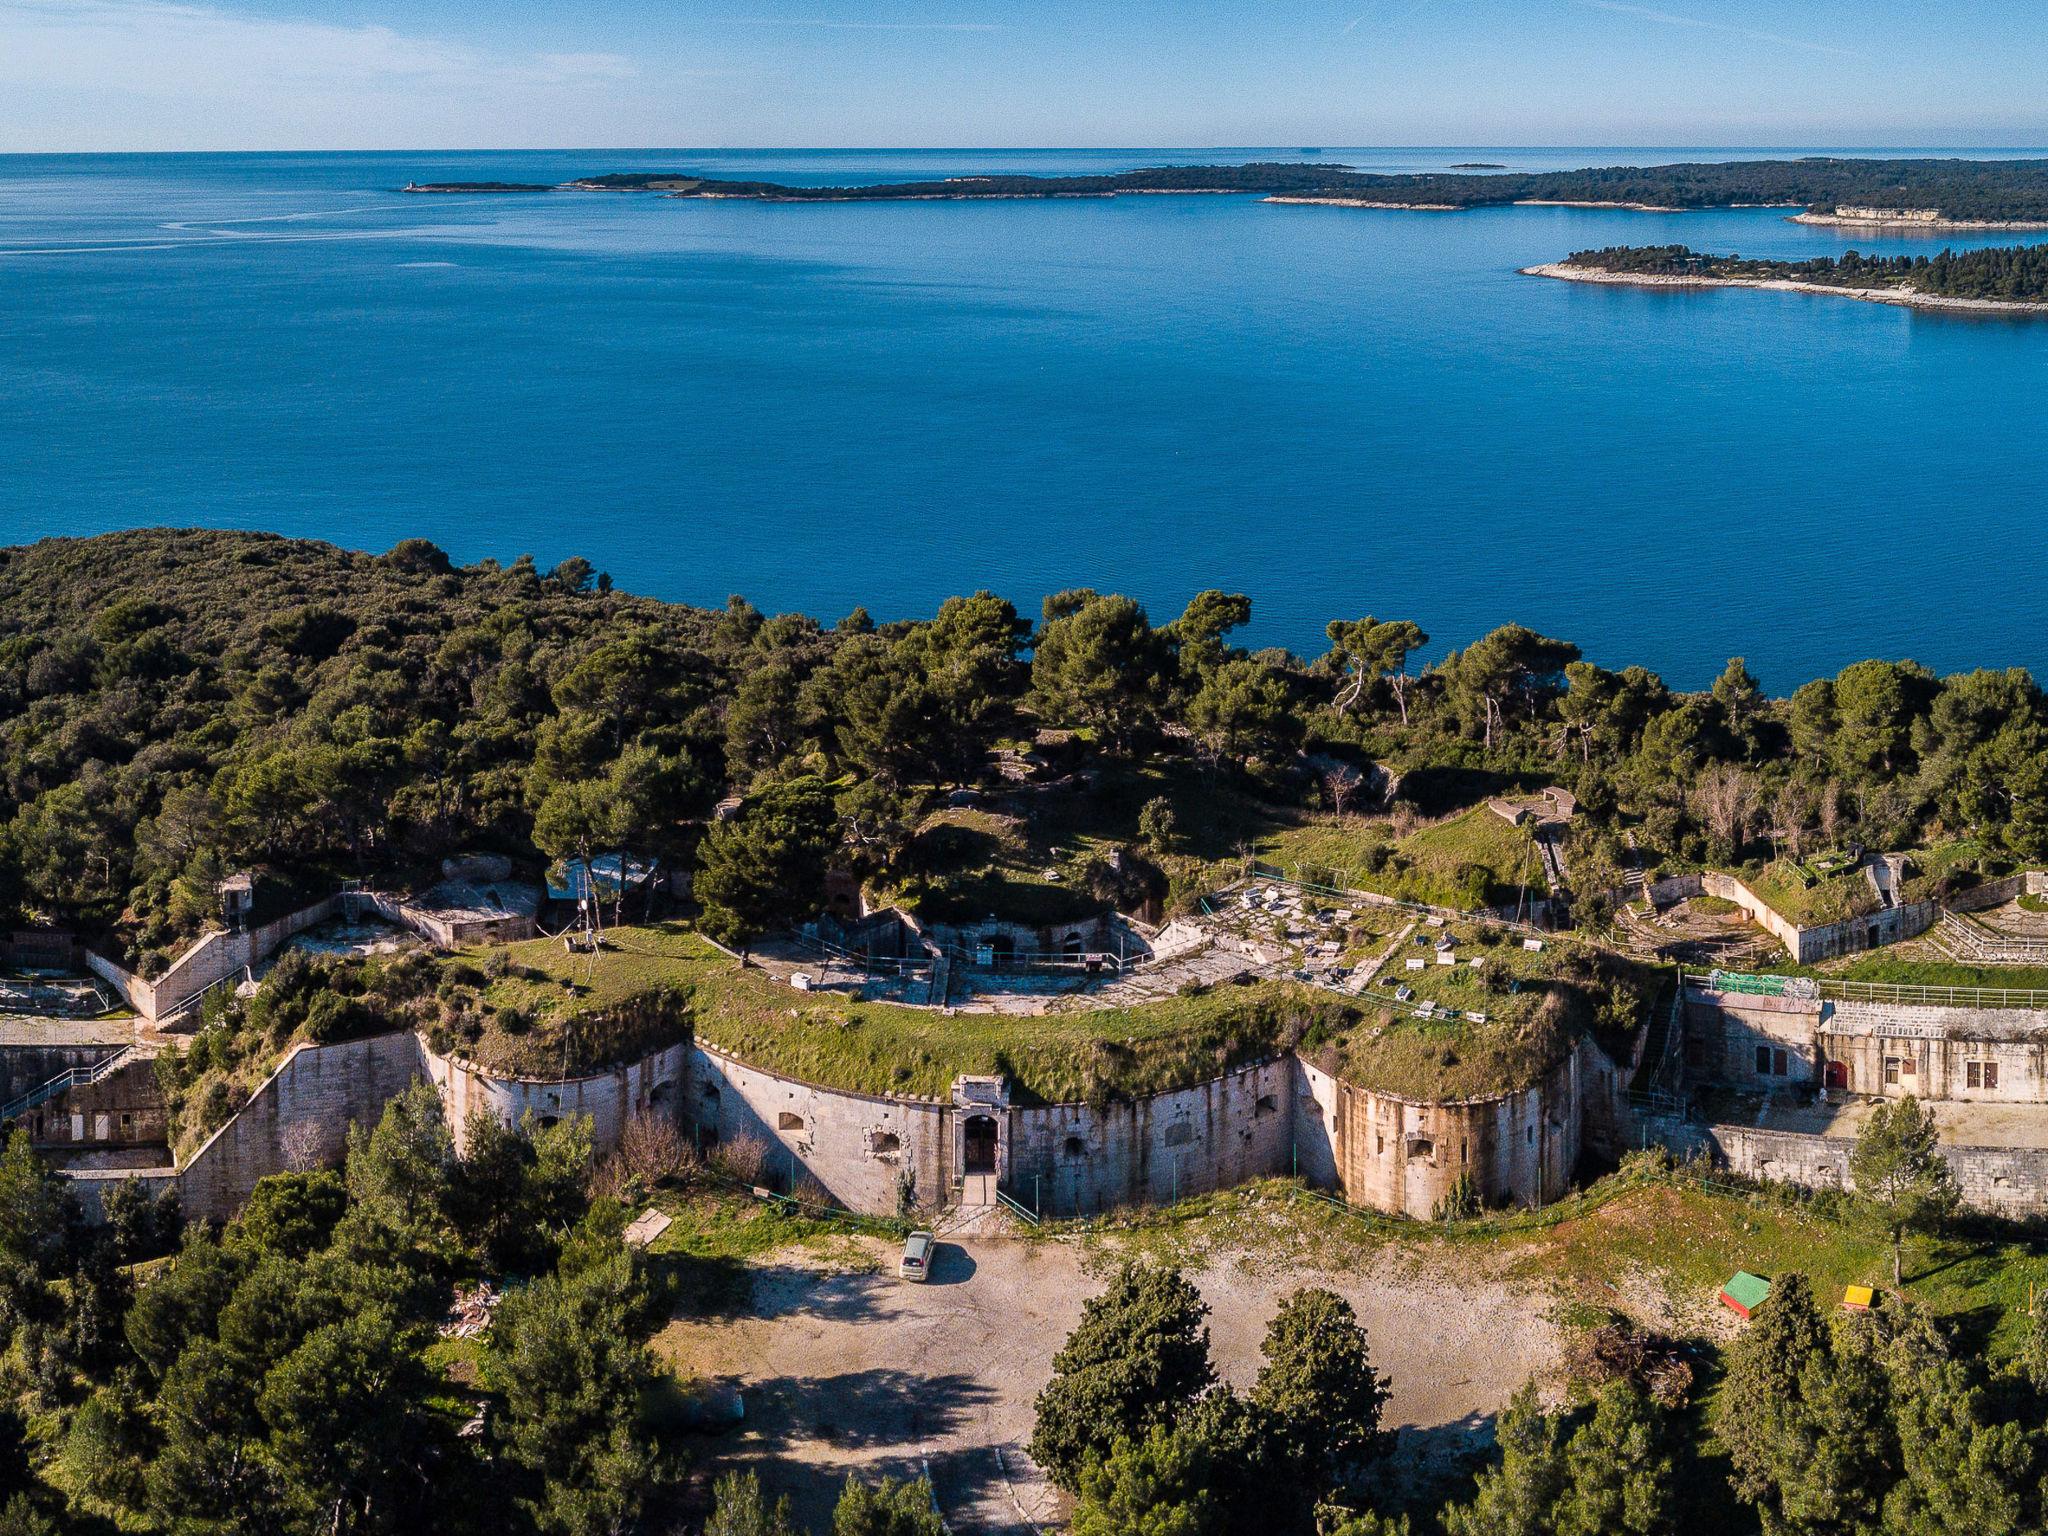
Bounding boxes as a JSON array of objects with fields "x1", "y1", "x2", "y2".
[
  {"x1": 0, "y1": 1087, "x2": 958, "y2": 1536},
  {"x1": 563, "y1": 157, "x2": 2048, "y2": 220},
  {"x1": 5, "y1": 528, "x2": 2048, "y2": 967},
  {"x1": 1561, "y1": 242, "x2": 2048, "y2": 302}
]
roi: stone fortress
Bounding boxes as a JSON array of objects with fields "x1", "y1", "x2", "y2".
[{"x1": 8, "y1": 844, "x2": 2048, "y2": 1228}]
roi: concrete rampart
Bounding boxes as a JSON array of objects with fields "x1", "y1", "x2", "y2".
[
  {"x1": 177, "y1": 1032, "x2": 426, "y2": 1222},
  {"x1": 1007, "y1": 1057, "x2": 1300, "y2": 1217},
  {"x1": 423, "y1": 1038, "x2": 691, "y2": 1155},
  {"x1": 1299, "y1": 1041, "x2": 1621, "y2": 1219},
  {"x1": 686, "y1": 1041, "x2": 952, "y2": 1213}
]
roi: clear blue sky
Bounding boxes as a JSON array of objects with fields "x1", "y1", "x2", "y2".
[{"x1": 4, "y1": 0, "x2": 2046, "y2": 152}]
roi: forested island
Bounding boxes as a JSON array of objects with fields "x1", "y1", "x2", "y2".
[
  {"x1": 550, "y1": 156, "x2": 2048, "y2": 224},
  {"x1": 1532, "y1": 241, "x2": 2048, "y2": 312}
]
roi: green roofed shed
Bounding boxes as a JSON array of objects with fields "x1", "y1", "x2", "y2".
[{"x1": 1720, "y1": 1272, "x2": 1771, "y2": 1318}]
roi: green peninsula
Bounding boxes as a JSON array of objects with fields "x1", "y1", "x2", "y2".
[{"x1": 1533, "y1": 242, "x2": 2048, "y2": 312}]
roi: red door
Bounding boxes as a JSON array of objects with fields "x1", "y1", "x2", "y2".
[{"x1": 1824, "y1": 1060, "x2": 1849, "y2": 1091}]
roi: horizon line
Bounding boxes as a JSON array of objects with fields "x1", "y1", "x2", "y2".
[{"x1": 6, "y1": 142, "x2": 2048, "y2": 158}]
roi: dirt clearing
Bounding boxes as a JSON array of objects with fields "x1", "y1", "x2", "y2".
[{"x1": 656, "y1": 1230, "x2": 1561, "y2": 1533}]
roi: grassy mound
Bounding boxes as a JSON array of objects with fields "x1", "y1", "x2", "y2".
[
  {"x1": 445, "y1": 923, "x2": 1354, "y2": 1104},
  {"x1": 1327, "y1": 928, "x2": 1665, "y2": 1100}
]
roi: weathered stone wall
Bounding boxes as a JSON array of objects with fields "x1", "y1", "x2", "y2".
[
  {"x1": 1304, "y1": 1050, "x2": 1602, "y2": 1219},
  {"x1": 1683, "y1": 988, "x2": 1824, "y2": 1087},
  {"x1": 177, "y1": 1032, "x2": 426, "y2": 1222},
  {"x1": 685, "y1": 1042, "x2": 952, "y2": 1213},
  {"x1": 63, "y1": 1168, "x2": 181, "y2": 1223},
  {"x1": 0, "y1": 1044, "x2": 125, "y2": 1106},
  {"x1": 1006, "y1": 1058, "x2": 1299, "y2": 1217},
  {"x1": 87, "y1": 897, "x2": 339, "y2": 1021},
  {"x1": 1819, "y1": 1025, "x2": 2048, "y2": 1104},
  {"x1": 1666, "y1": 1121, "x2": 2048, "y2": 1220},
  {"x1": 23, "y1": 1059, "x2": 165, "y2": 1148},
  {"x1": 1797, "y1": 901, "x2": 1938, "y2": 964},
  {"x1": 685, "y1": 1047, "x2": 1309, "y2": 1219},
  {"x1": 423, "y1": 1039, "x2": 692, "y2": 1156},
  {"x1": 1696, "y1": 869, "x2": 2048, "y2": 966}
]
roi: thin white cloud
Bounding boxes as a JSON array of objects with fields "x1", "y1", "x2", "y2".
[
  {"x1": 715, "y1": 16, "x2": 1004, "y2": 30},
  {"x1": 1341, "y1": 0, "x2": 1439, "y2": 41},
  {"x1": 0, "y1": 0, "x2": 716, "y2": 148},
  {"x1": 0, "y1": 0, "x2": 645, "y2": 89},
  {"x1": 1567, "y1": 0, "x2": 1866, "y2": 61}
]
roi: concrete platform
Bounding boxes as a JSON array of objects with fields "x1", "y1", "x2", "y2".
[{"x1": 1713, "y1": 1090, "x2": 2048, "y2": 1149}]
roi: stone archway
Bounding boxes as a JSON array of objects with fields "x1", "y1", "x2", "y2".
[{"x1": 963, "y1": 1113, "x2": 998, "y2": 1175}]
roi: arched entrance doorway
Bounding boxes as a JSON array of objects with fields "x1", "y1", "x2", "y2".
[{"x1": 963, "y1": 1113, "x2": 998, "y2": 1175}]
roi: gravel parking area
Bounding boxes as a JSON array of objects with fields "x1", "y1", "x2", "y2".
[{"x1": 657, "y1": 1231, "x2": 1561, "y2": 1532}]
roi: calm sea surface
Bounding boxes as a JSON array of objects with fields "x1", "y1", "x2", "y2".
[{"x1": 4, "y1": 146, "x2": 2047, "y2": 688}]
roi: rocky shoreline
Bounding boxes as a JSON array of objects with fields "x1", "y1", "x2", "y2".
[
  {"x1": 1522, "y1": 261, "x2": 2048, "y2": 315},
  {"x1": 1791, "y1": 210, "x2": 2048, "y2": 232},
  {"x1": 1262, "y1": 196, "x2": 1459, "y2": 210}
]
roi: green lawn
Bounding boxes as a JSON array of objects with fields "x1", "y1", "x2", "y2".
[
  {"x1": 1331, "y1": 926, "x2": 1666, "y2": 1100},
  {"x1": 1258, "y1": 805, "x2": 1540, "y2": 911},
  {"x1": 453, "y1": 923, "x2": 1351, "y2": 1104},
  {"x1": 452, "y1": 915, "x2": 1662, "y2": 1104},
  {"x1": 1744, "y1": 858, "x2": 1882, "y2": 927}
]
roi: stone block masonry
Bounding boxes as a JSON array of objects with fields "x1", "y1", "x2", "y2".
[
  {"x1": 177, "y1": 1032, "x2": 428, "y2": 1221},
  {"x1": 1662, "y1": 1121, "x2": 2048, "y2": 1223},
  {"x1": 423, "y1": 1038, "x2": 690, "y2": 1155}
]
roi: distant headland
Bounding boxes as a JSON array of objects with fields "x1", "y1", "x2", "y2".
[
  {"x1": 400, "y1": 157, "x2": 2048, "y2": 229},
  {"x1": 1527, "y1": 242, "x2": 2048, "y2": 314}
]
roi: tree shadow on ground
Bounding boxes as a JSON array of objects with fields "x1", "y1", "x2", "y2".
[
  {"x1": 735, "y1": 1262, "x2": 915, "y2": 1325},
  {"x1": 1358, "y1": 1412, "x2": 1497, "y2": 1516},
  {"x1": 701, "y1": 1368, "x2": 1011, "y2": 1531}
]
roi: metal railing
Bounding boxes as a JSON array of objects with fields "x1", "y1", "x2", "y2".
[
  {"x1": 1, "y1": 1045, "x2": 146, "y2": 1124},
  {"x1": 993, "y1": 1188, "x2": 1041, "y2": 1226},
  {"x1": 1701, "y1": 966, "x2": 2048, "y2": 1013}
]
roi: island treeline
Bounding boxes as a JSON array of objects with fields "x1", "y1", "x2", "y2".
[
  {"x1": 1562, "y1": 241, "x2": 2048, "y2": 302},
  {"x1": 560, "y1": 156, "x2": 2048, "y2": 221}
]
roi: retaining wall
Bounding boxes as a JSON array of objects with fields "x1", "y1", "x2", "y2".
[
  {"x1": 87, "y1": 897, "x2": 339, "y2": 1020},
  {"x1": 686, "y1": 1042, "x2": 952, "y2": 1213},
  {"x1": 177, "y1": 1032, "x2": 427, "y2": 1222},
  {"x1": 1655, "y1": 1120, "x2": 2048, "y2": 1220}
]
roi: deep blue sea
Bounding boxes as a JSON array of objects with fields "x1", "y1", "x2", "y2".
[{"x1": 4, "y1": 146, "x2": 2047, "y2": 689}]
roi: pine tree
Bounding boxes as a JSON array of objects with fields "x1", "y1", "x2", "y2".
[
  {"x1": 1554, "y1": 1382, "x2": 1673, "y2": 1536},
  {"x1": 1850, "y1": 1097, "x2": 1960, "y2": 1286},
  {"x1": 1029, "y1": 1262, "x2": 1214, "y2": 1491}
]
